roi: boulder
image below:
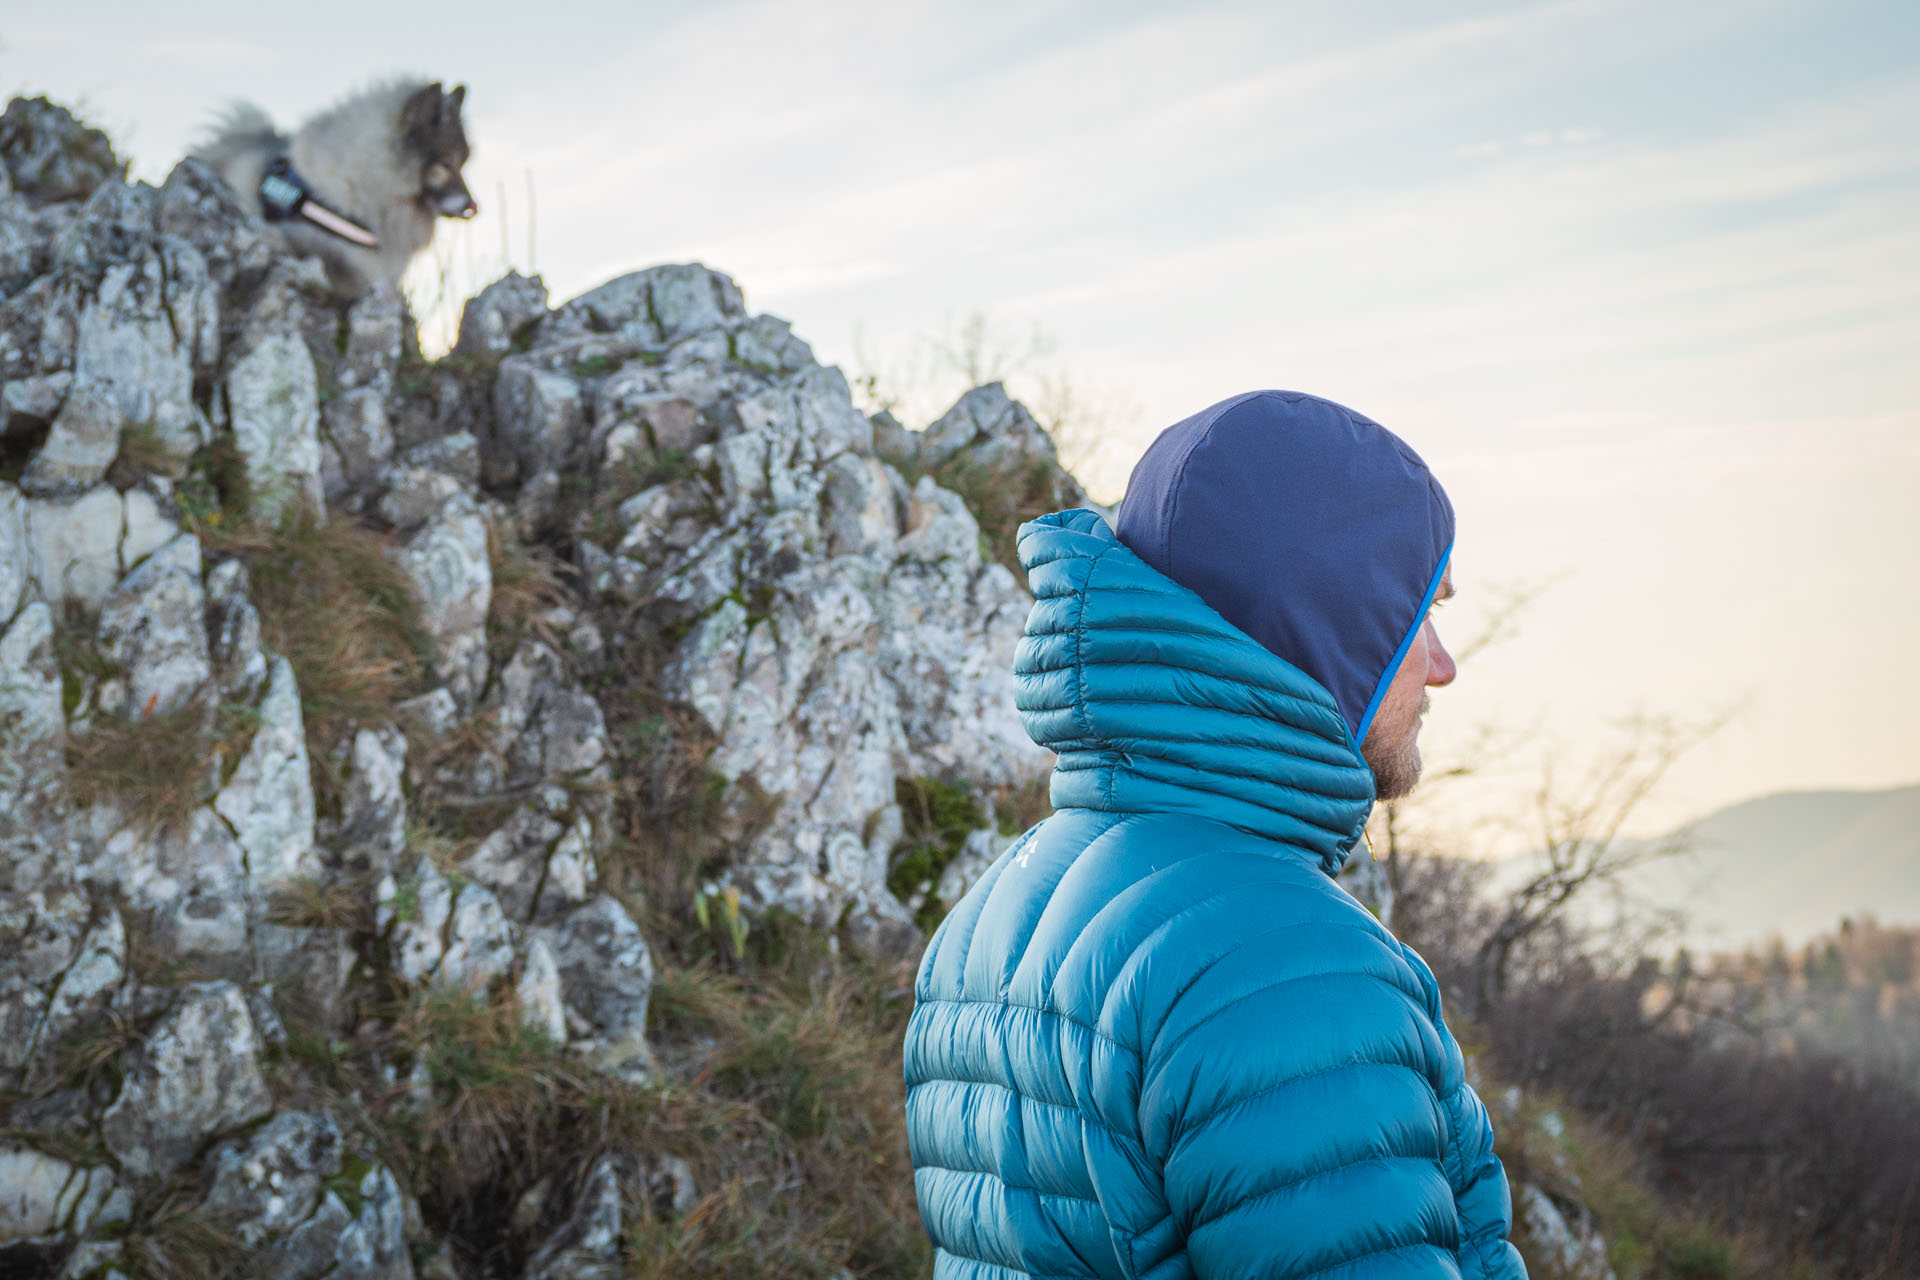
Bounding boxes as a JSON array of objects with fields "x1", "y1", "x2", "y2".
[
  {"x1": 200, "y1": 1110, "x2": 344, "y2": 1247},
  {"x1": 455, "y1": 270, "x2": 548, "y2": 357},
  {"x1": 534, "y1": 896, "x2": 654, "y2": 1077},
  {"x1": 390, "y1": 491, "x2": 490, "y2": 702},
  {"x1": 99, "y1": 981, "x2": 273, "y2": 1179},
  {"x1": 214, "y1": 656, "x2": 319, "y2": 889},
  {"x1": 93, "y1": 533, "x2": 210, "y2": 718},
  {"x1": 0, "y1": 97, "x2": 123, "y2": 203},
  {"x1": 0, "y1": 1145, "x2": 128, "y2": 1243},
  {"x1": 228, "y1": 333, "x2": 324, "y2": 523},
  {"x1": 522, "y1": 1156, "x2": 622, "y2": 1280}
]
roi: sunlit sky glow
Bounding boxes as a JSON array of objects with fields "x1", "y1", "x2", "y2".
[{"x1": 10, "y1": 0, "x2": 1917, "y2": 846}]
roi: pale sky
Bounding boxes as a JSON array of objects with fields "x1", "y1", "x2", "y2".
[{"x1": 8, "y1": 0, "x2": 1917, "y2": 846}]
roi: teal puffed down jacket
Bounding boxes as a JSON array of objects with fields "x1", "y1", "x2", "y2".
[{"x1": 903, "y1": 509, "x2": 1526, "y2": 1280}]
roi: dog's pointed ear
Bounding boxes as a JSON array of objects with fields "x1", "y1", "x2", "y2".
[
  {"x1": 444, "y1": 85, "x2": 466, "y2": 119},
  {"x1": 402, "y1": 82, "x2": 444, "y2": 136}
]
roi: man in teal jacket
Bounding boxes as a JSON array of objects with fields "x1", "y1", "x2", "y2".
[{"x1": 904, "y1": 391, "x2": 1527, "y2": 1279}]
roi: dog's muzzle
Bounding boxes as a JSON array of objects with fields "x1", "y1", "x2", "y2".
[{"x1": 437, "y1": 190, "x2": 479, "y2": 219}]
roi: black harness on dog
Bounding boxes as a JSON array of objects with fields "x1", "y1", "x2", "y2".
[{"x1": 258, "y1": 155, "x2": 380, "y2": 249}]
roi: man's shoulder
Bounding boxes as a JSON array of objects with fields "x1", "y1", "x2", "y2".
[{"x1": 921, "y1": 808, "x2": 1418, "y2": 1049}]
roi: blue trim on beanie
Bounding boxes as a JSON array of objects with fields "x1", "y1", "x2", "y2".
[{"x1": 1355, "y1": 543, "x2": 1451, "y2": 745}]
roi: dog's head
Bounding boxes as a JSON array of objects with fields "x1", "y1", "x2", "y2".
[{"x1": 401, "y1": 82, "x2": 477, "y2": 220}]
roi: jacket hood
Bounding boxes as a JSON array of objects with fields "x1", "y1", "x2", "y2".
[
  {"x1": 1015, "y1": 509, "x2": 1376, "y2": 875},
  {"x1": 1114, "y1": 390, "x2": 1453, "y2": 743}
]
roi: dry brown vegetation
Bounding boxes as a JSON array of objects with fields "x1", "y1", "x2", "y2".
[
  {"x1": 486, "y1": 520, "x2": 570, "y2": 656},
  {"x1": 214, "y1": 505, "x2": 432, "y2": 753},
  {"x1": 64, "y1": 702, "x2": 255, "y2": 836},
  {"x1": 1396, "y1": 852, "x2": 1920, "y2": 1279},
  {"x1": 259, "y1": 945, "x2": 927, "y2": 1278}
]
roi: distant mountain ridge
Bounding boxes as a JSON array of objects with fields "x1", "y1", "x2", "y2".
[{"x1": 1624, "y1": 783, "x2": 1920, "y2": 946}]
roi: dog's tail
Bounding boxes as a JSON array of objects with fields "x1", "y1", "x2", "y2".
[{"x1": 191, "y1": 101, "x2": 285, "y2": 172}]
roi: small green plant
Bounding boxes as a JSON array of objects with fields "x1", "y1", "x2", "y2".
[
  {"x1": 887, "y1": 775, "x2": 990, "y2": 930},
  {"x1": 175, "y1": 436, "x2": 253, "y2": 535},
  {"x1": 322, "y1": 1152, "x2": 379, "y2": 1215},
  {"x1": 693, "y1": 883, "x2": 749, "y2": 960},
  {"x1": 1659, "y1": 1231, "x2": 1737, "y2": 1280},
  {"x1": 50, "y1": 602, "x2": 119, "y2": 718}
]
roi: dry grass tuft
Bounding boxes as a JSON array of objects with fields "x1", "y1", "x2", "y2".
[
  {"x1": 210, "y1": 504, "x2": 432, "y2": 753},
  {"x1": 108, "y1": 421, "x2": 183, "y2": 483},
  {"x1": 629, "y1": 960, "x2": 930, "y2": 1278},
  {"x1": 64, "y1": 702, "x2": 253, "y2": 836},
  {"x1": 122, "y1": 1196, "x2": 247, "y2": 1280},
  {"x1": 267, "y1": 872, "x2": 377, "y2": 932},
  {"x1": 261, "y1": 948, "x2": 930, "y2": 1278},
  {"x1": 487, "y1": 522, "x2": 571, "y2": 647}
]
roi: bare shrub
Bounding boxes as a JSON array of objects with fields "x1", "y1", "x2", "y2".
[{"x1": 1483, "y1": 960, "x2": 1920, "y2": 1277}]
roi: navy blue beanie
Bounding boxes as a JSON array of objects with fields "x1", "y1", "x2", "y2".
[{"x1": 1115, "y1": 390, "x2": 1454, "y2": 744}]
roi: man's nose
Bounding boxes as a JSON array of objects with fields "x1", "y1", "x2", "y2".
[{"x1": 1424, "y1": 621, "x2": 1457, "y2": 687}]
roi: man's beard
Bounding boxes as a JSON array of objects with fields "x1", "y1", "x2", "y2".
[{"x1": 1361, "y1": 694, "x2": 1430, "y2": 801}]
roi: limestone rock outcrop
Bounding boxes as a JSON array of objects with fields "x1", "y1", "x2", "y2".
[{"x1": 0, "y1": 92, "x2": 1079, "y2": 1276}]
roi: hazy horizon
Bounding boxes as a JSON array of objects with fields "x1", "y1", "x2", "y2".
[{"x1": 8, "y1": 0, "x2": 1916, "y2": 849}]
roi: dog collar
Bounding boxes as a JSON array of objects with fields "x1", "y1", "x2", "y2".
[{"x1": 258, "y1": 155, "x2": 380, "y2": 250}]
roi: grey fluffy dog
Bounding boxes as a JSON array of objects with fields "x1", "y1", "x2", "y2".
[{"x1": 194, "y1": 79, "x2": 477, "y2": 294}]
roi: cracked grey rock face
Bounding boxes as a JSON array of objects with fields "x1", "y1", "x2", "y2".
[
  {"x1": 486, "y1": 640, "x2": 609, "y2": 791},
  {"x1": 253, "y1": 924, "x2": 354, "y2": 1029},
  {"x1": 383, "y1": 856, "x2": 452, "y2": 987},
  {"x1": 0, "y1": 1144, "x2": 129, "y2": 1243},
  {"x1": 22, "y1": 908, "x2": 125, "y2": 1091},
  {"x1": 94, "y1": 533, "x2": 210, "y2": 718},
  {"x1": 201, "y1": 1110, "x2": 344, "y2": 1248},
  {"x1": 460, "y1": 804, "x2": 565, "y2": 923},
  {"x1": 0, "y1": 484, "x2": 29, "y2": 623},
  {"x1": 1518, "y1": 1183, "x2": 1617, "y2": 1280},
  {"x1": 0, "y1": 97, "x2": 123, "y2": 203},
  {"x1": 0, "y1": 883, "x2": 88, "y2": 1080},
  {"x1": 435, "y1": 881, "x2": 516, "y2": 993},
  {"x1": 100, "y1": 981, "x2": 273, "y2": 1179},
  {"x1": 157, "y1": 157, "x2": 276, "y2": 293},
  {"x1": 0, "y1": 602, "x2": 65, "y2": 821},
  {"x1": 338, "y1": 725, "x2": 407, "y2": 874},
  {"x1": 214, "y1": 656, "x2": 318, "y2": 890},
  {"x1": 516, "y1": 936, "x2": 567, "y2": 1044},
  {"x1": 522, "y1": 1155, "x2": 623, "y2": 1280},
  {"x1": 24, "y1": 485, "x2": 122, "y2": 608},
  {"x1": 97, "y1": 807, "x2": 252, "y2": 970},
  {"x1": 18, "y1": 379, "x2": 121, "y2": 496},
  {"x1": 228, "y1": 332, "x2": 324, "y2": 523},
  {"x1": 321, "y1": 387, "x2": 394, "y2": 500},
  {"x1": 492, "y1": 359, "x2": 586, "y2": 482},
  {"x1": 266, "y1": 1162, "x2": 412, "y2": 1280},
  {"x1": 0, "y1": 118, "x2": 1121, "y2": 1266},
  {"x1": 456, "y1": 269, "x2": 548, "y2": 358},
  {"x1": 391, "y1": 491, "x2": 491, "y2": 703},
  {"x1": 534, "y1": 895, "x2": 654, "y2": 1079},
  {"x1": 204, "y1": 557, "x2": 269, "y2": 701}
]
